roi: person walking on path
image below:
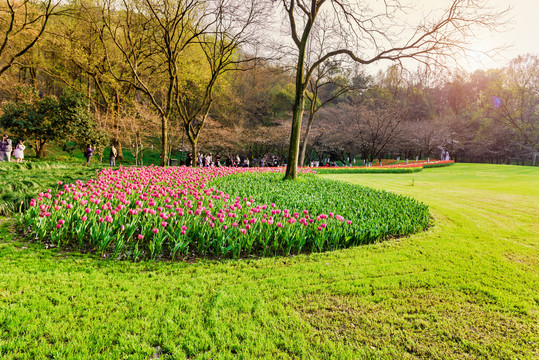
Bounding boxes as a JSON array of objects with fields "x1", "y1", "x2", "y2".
[
  {"x1": 84, "y1": 145, "x2": 94, "y2": 166},
  {"x1": 109, "y1": 144, "x2": 118, "y2": 167},
  {"x1": 13, "y1": 140, "x2": 26, "y2": 162},
  {"x1": 0, "y1": 134, "x2": 7, "y2": 161},
  {"x1": 4, "y1": 134, "x2": 12, "y2": 162}
]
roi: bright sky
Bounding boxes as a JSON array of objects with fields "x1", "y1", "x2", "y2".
[
  {"x1": 451, "y1": 0, "x2": 539, "y2": 70},
  {"x1": 362, "y1": 0, "x2": 539, "y2": 74}
]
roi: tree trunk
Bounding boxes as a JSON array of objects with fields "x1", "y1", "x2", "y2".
[
  {"x1": 285, "y1": 98, "x2": 305, "y2": 179},
  {"x1": 285, "y1": 16, "x2": 314, "y2": 180},
  {"x1": 114, "y1": 139, "x2": 124, "y2": 160},
  {"x1": 299, "y1": 111, "x2": 316, "y2": 167},
  {"x1": 189, "y1": 137, "x2": 198, "y2": 168},
  {"x1": 134, "y1": 132, "x2": 140, "y2": 166},
  {"x1": 36, "y1": 141, "x2": 46, "y2": 158},
  {"x1": 160, "y1": 115, "x2": 168, "y2": 166}
]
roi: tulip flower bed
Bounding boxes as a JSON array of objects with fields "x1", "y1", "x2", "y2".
[
  {"x1": 314, "y1": 160, "x2": 454, "y2": 174},
  {"x1": 315, "y1": 166, "x2": 423, "y2": 174},
  {"x1": 17, "y1": 165, "x2": 429, "y2": 260},
  {"x1": 210, "y1": 171, "x2": 429, "y2": 239},
  {"x1": 422, "y1": 160, "x2": 455, "y2": 168}
]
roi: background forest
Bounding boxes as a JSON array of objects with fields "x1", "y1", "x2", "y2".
[{"x1": 1, "y1": 0, "x2": 537, "y2": 167}]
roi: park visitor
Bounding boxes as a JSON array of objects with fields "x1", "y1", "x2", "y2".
[
  {"x1": 0, "y1": 134, "x2": 12, "y2": 161},
  {"x1": 84, "y1": 145, "x2": 94, "y2": 166},
  {"x1": 4, "y1": 134, "x2": 12, "y2": 162},
  {"x1": 13, "y1": 140, "x2": 26, "y2": 162},
  {"x1": 0, "y1": 134, "x2": 7, "y2": 161},
  {"x1": 109, "y1": 144, "x2": 118, "y2": 167}
]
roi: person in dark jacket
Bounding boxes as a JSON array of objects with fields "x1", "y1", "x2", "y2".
[{"x1": 85, "y1": 145, "x2": 94, "y2": 166}]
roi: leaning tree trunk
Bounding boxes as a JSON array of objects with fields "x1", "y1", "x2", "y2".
[
  {"x1": 284, "y1": 19, "x2": 313, "y2": 180},
  {"x1": 299, "y1": 111, "x2": 316, "y2": 167}
]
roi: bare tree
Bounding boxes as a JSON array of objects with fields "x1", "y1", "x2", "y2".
[
  {"x1": 488, "y1": 54, "x2": 539, "y2": 164},
  {"x1": 175, "y1": 0, "x2": 268, "y2": 164},
  {"x1": 118, "y1": 103, "x2": 160, "y2": 166},
  {"x1": 36, "y1": 0, "x2": 133, "y2": 158},
  {"x1": 101, "y1": 0, "x2": 266, "y2": 167},
  {"x1": 298, "y1": 59, "x2": 361, "y2": 166},
  {"x1": 277, "y1": 0, "x2": 508, "y2": 179},
  {"x1": 100, "y1": 0, "x2": 210, "y2": 167},
  {"x1": 330, "y1": 103, "x2": 404, "y2": 163},
  {"x1": 0, "y1": 0, "x2": 66, "y2": 76}
]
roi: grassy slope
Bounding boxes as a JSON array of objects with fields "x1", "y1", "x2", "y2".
[{"x1": 0, "y1": 163, "x2": 537, "y2": 359}]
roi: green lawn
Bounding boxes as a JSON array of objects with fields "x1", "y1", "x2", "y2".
[{"x1": 0, "y1": 163, "x2": 538, "y2": 359}]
